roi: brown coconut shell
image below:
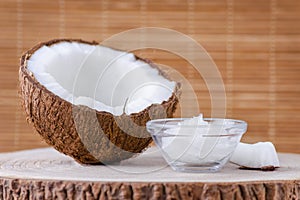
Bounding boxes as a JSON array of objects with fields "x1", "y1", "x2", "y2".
[{"x1": 19, "y1": 39, "x2": 180, "y2": 164}]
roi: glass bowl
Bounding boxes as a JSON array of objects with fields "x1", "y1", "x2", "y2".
[{"x1": 146, "y1": 118, "x2": 247, "y2": 173}]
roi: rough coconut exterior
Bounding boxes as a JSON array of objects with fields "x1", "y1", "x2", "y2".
[{"x1": 19, "y1": 39, "x2": 180, "y2": 164}]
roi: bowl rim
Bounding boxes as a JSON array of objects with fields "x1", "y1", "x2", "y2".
[{"x1": 146, "y1": 117, "x2": 247, "y2": 136}]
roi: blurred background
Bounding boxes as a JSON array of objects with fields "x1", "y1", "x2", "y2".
[{"x1": 0, "y1": 0, "x2": 299, "y2": 153}]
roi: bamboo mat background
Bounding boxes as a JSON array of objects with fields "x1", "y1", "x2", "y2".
[{"x1": 0, "y1": 0, "x2": 299, "y2": 153}]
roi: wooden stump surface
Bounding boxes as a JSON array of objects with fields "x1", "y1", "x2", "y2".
[{"x1": 0, "y1": 147, "x2": 300, "y2": 199}]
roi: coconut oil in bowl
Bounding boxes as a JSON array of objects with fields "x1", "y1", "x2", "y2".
[{"x1": 146, "y1": 115, "x2": 247, "y2": 173}]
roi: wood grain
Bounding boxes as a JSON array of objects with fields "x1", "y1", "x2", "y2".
[
  {"x1": 0, "y1": 0, "x2": 299, "y2": 153},
  {"x1": 0, "y1": 147, "x2": 300, "y2": 199}
]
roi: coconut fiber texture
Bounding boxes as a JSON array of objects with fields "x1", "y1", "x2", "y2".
[{"x1": 19, "y1": 39, "x2": 180, "y2": 164}]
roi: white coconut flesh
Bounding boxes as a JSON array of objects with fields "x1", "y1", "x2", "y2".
[{"x1": 27, "y1": 42, "x2": 176, "y2": 116}]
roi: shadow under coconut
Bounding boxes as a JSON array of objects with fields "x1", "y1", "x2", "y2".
[{"x1": 104, "y1": 147, "x2": 169, "y2": 174}]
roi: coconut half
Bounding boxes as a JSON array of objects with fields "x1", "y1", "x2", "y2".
[{"x1": 19, "y1": 39, "x2": 180, "y2": 164}]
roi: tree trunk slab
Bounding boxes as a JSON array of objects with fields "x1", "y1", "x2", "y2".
[{"x1": 0, "y1": 147, "x2": 299, "y2": 199}]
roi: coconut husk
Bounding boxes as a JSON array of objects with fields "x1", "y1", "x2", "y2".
[{"x1": 19, "y1": 39, "x2": 180, "y2": 164}]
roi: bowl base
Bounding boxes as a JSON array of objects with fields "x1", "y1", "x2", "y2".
[{"x1": 170, "y1": 162, "x2": 222, "y2": 173}]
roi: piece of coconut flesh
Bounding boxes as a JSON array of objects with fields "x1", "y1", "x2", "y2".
[
  {"x1": 231, "y1": 142, "x2": 280, "y2": 170},
  {"x1": 161, "y1": 114, "x2": 280, "y2": 170},
  {"x1": 27, "y1": 42, "x2": 176, "y2": 116}
]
